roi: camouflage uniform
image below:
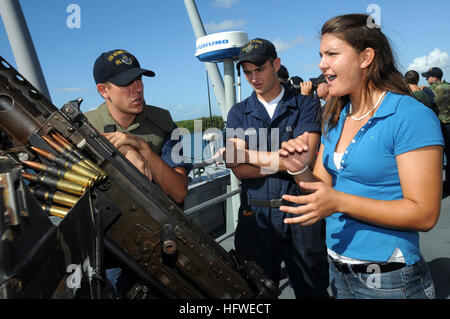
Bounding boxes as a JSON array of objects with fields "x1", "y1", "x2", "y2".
[
  {"x1": 429, "y1": 80, "x2": 450, "y2": 124},
  {"x1": 429, "y1": 80, "x2": 450, "y2": 191}
]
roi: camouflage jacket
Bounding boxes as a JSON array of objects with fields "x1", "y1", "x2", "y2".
[{"x1": 429, "y1": 80, "x2": 450, "y2": 123}]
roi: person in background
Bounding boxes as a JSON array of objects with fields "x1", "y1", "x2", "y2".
[
  {"x1": 299, "y1": 74, "x2": 330, "y2": 123},
  {"x1": 279, "y1": 14, "x2": 443, "y2": 299},
  {"x1": 277, "y1": 64, "x2": 290, "y2": 84},
  {"x1": 224, "y1": 38, "x2": 329, "y2": 299},
  {"x1": 311, "y1": 74, "x2": 330, "y2": 103},
  {"x1": 301, "y1": 74, "x2": 330, "y2": 104},
  {"x1": 277, "y1": 64, "x2": 304, "y2": 95},
  {"x1": 404, "y1": 70, "x2": 436, "y2": 113},
  {"x1": 421, "y1": 67, "x2": 450, "y2": 193}
]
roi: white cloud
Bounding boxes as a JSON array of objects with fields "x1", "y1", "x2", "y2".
[
  {"x1": 407, "y1": 48, "x2": 449, "y2": 72},
  {"x1": 272, "y1": 36, "x2": 305, "y2": 53},
  {"x1": 205, "y1": 19, "x2": 246, "y2": 33},
  {"x1": 212, "y1": 0, "x2": 239, "y2": 9},
  {"x1": 169, "y1": 104, "x2": 183, "y2": 115}
]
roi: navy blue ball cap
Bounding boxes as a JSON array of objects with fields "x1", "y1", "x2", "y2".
[
  {"x1": 421, "y1": 67, "x2": 443, "y2": 79},
  {"x1": 93, "y1": 49, "x2": 155, "y2": 86},
  {"x1": 237, "y1": 38, "x2": 277, "y2": 69}
]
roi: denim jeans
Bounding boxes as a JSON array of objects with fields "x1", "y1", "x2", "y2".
[{"x1": 329, "y1": 256, "x2": 435, "y2": 299}]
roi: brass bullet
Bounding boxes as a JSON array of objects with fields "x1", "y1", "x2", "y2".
[
  {"x1": 42, "y1": 135, "x2": 79, "y2": 162},
  {"x1": 21, "y1": 171, "x2": 85, "y2": 196},
  {"x1": 30, "y1": 187, "x2": 78, "y2": 207},
  {"x1": 43, "y1": 134, "x2": 99, "y2": 174},
  {"x1": 41, "y1": 203, "x2": 69, "y2": 218},
  {"x1": 51, "y1": 132, "x2": 107, "y2": 178},
  {"x1": 22, "y1": 160, "x2": 94, "y2": 187},
  {"x1": 31, "y1": 146, "x2": 101, "y2": 181}
]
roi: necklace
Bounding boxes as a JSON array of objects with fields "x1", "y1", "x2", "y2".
[{"x1": 349, "y1": 91, "x2": 387, "y2": 121}]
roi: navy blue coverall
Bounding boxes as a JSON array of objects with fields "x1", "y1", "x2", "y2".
[{"x1": 226, "y1": 86, "x2": 329, "y2": 298}]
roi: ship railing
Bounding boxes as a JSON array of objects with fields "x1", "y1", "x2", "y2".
[
  {"x1": 184, "y1": 186, "x2": 240, "y2": 243},
  {"x1": 185, "y1": 161, "x2": 239, "y2": 243}
]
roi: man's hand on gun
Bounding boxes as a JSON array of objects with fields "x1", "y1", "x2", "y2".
[
  {"x1": 103, "y1": 131, "x2": 153, "y2": 180},
  {"x1": 104, "y1": 131, "x2": 146, "y2": 152},
  {"x1": 117, "y1": 144, "x2": 153, "y2": 181}
]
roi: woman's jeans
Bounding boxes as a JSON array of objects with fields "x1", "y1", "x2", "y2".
[{"x1": 329, "y1": 256, "x2": 435, "y2": 299}]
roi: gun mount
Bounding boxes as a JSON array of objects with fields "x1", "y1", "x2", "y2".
[{"x1": 0, "y1": 56, "x2": 279, "y2": 299}]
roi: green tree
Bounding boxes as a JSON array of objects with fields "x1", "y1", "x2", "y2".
[{"x1": 175, "y1": 115, "x2": 224, "y2": 133}]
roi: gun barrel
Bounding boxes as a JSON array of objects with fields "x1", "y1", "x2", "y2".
[
  {"x1": 0, "y1": 93, "x2": 43, "y2": 145},
  {"x1": 0, "y1": 56, "x2": 55, "y2": 145}
]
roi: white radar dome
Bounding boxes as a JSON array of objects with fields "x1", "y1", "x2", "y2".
[{"x1": 195, "y1": 31, "x2": 248, "y2": 63}]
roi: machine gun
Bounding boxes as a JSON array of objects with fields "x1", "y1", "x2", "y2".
[{"x1": 0, "y1": 55, "x2": 279, "y2": 299}]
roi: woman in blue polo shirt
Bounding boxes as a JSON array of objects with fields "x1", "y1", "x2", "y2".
[{"x1": 278, "y1": 14, "x2": 444, "y2": 299}]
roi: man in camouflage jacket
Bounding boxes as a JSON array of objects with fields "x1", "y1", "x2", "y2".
[{"x1": 422, "y1": 67, "x2": 450, "y2": 192}]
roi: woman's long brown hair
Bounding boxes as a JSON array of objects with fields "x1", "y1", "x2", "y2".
[{"x1": 320, "y1": 14, "x2": 412, "y2": 135}]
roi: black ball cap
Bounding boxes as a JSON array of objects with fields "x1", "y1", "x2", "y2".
[
  {"x1": 237, "y1": 38, "x2": 277, "y2": 70},
  {"x1": 421, "y1": 67, "x2": 443, "y2": 79},
  {"x1": 93, "y1": 49, "x2": 155, "y2": 86}
]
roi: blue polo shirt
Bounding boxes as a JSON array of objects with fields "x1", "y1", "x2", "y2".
[
  {"x1": 322, "y1": 92, "x2": 444, "y2": 265},
  {"x1": 227, "y1": 86, "x2": 320, "y2": 233}
]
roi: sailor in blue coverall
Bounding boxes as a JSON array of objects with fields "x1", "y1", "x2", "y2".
[{"x1": 225, "y1": 38, "x2": 329, "y2": 298}]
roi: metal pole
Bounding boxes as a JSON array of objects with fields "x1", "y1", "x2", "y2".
[
  {"x1": 184, "y1": 0, "x2": 241, "y2": 232},
  {"x1": 206, "y1": 70, "x2": 213, "y2": 128},
  {"x1": 223, "y1": 58, "x2": 240, "y2": 231},
  {"x1": 0, "y1": 0, "x2": 51, "y2": 101},
  {"x1": 223, "y1": 59, "x2": 236, "y2": 114},
  {"x1": 183, "y1": 0, "x2": 226, "y2": 118}
]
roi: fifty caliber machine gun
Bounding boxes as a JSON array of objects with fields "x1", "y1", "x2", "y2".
[{"x1": 0, "y1": 56, "x2": 278, "y2": 299}]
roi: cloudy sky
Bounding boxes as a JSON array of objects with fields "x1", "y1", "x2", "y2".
[{"x1": 0, "y1": 0, "x2": 449, "y2": 121}]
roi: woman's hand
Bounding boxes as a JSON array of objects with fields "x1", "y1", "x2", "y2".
[
  {"x1": 279, "y1": 180, "x2": 339, "y2": 226},
  {"x1": 279, "y1": 132, "x2": 311, "y2": 173}
]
